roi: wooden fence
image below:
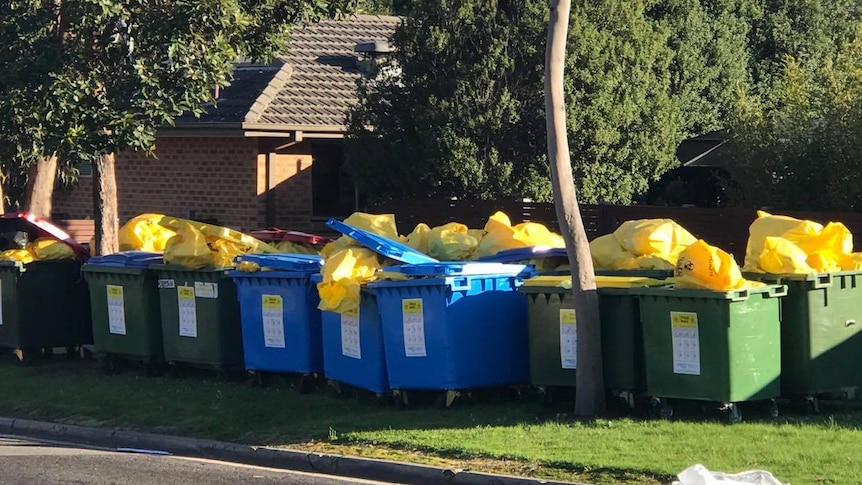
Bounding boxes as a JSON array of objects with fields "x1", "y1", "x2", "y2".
[{"x1": 367, "y1": 199, "x2": 862, "y2": 263}]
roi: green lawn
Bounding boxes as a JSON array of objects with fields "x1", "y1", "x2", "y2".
[{"x1": 0, "y1": 355, "x2": 859, "y2": 485}]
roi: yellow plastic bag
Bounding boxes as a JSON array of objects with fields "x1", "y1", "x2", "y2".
[
  {"x1": 512, "y1": 222, "x2": 566, "y2": 248},
  {"x1": 317, "y1": 247, "x2": 381, "y2": 314},
  {"x1": 613, "y1": 219, "x2": 697, "y2": 258},
  {"x1": 404, "y1": 223, "x2": 431, "y2": 254},
  {"x1": 208, "y1": 237, "x2": 248, "y2": 268},
  {"x1": 119, "y1": 213, "x2": 176, "y2": 252},
  {"x1": 158, "y1": 216, "x2": 278, "y2": 254},
  {"x1": 0, "y1": 248, "x2": 34, "y2": 264},
  {"x1": 675, "y1": 240, "x2": 746, "y2": 291},
  {"x1": 163, "y1": 222, "x2": 214, "y2": 269},
  {"x1": 428, "y1": 222, "x2": 478, "y2": 260},
  {"x1": 590, "y1": 234, "x2": 636, "y2": 269},
  {"x1": 744, "y1": 211, "x2": 854, "y2": 274},
  {"x1": 274, "y1": 240, "x2": 318, "y2": 255},
  {"x1": 28, "y1": 238, "x2": 75, "y2": 261},
  {"x1": 475, "y1": 212, "x2": 529, "y2": 257}
]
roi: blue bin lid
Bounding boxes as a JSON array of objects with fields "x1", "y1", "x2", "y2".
[
  {"x1": 477, "y1": 246, "x2": 568, "y2": 263},
  {"x1": 385, "y1": 262, "x2": 532, "y2": 277},
  {"x1": 326, "y1": 219, "x2": 438, "y2": 265},
  {"x1": 87, "y1": 251, "x2": 163, "y2": 268},
  {"x1": 236, "y1": 253, "x2": 322, "y2": 273}
]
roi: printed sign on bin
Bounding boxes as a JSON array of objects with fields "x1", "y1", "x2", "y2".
[
  {"x1": 262, "y1": 295, "x2": 286, "y2": 349},
  {"x1": 402, "y1": 298, "x2": 426, "y2": 357},
  {"x1": 671, "y1": 311, "x2": 700, "y2": 375},
  {"x1": 106, "y1": 285, "x2": 127, "y2": 335},
  {"x1": 559, "y1": 309, "x2": 577, "y2": 369},
  {"x1": 340, "y1": 307, "x2": 361, "y2": 359},
  {"x1": 178, "y1": 286, "x2": 197, "y2": 338}
]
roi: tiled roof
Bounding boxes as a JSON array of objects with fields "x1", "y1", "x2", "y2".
[
  {"x1": 175, "y1": 64, "x2": 284, "y2": 124},
  {"x1": 249, "y1": 15, "x2": 401, "y2": 130}
]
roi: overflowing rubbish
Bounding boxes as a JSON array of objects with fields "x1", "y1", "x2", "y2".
[{"x1": 590, "y1": 219, "x2": 696, "y2": 271}]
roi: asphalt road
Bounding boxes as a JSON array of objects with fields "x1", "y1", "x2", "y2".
[{"x1": 0, "y1": 436, "x2": 402, "y2": 485}]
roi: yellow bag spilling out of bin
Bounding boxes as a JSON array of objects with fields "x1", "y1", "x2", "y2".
[
  {"x1": 158, "y1": 216, "x2": 278, "y2": 255},
  {"x1": 590, "y1": 219, "x2": 696, "y2": 270},
  {"x1": 475, "y1": 211, "x2": 565, "y2": 258},
  {"x1": 428, "y1": 222, "x2": 479, "y2": 260},
  {"x1": 0, "y1": 248, "x2": 34, "y2": 264},
  {"x1": 273, "y1": 240, "x2": 319, "y2": 255},
  {"x1": 403, "y1": 223, "x2": 431, "y2": 254},
  {"x1": 28, "y1": 238, "x2": 75, "y2": 261},
  {"x1": 675, "y1": 239, "x2": 747, "y2": 291},
  {"x1": 119, "y1": 213, "x2": 176, "y2": 252},
  {"x1": 744, "y1": 211, "x2": 859, "y2": 274},
  {"x1": 163, "y1": 221, "x2": 213, "y2": 270},
  {"x1": 317, "y1": 247, "x2": 381, "y2": 314}
]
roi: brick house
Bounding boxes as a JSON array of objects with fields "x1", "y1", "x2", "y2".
[{"x1": 52, "y1": 15, "x2": 401, "y2": 234}]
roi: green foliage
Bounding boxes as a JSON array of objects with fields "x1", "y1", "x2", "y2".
[
  {"x1": 0, "y1": 0, "x2": 360, "y2": 193},
  {"x1": 347, "y1": 0, "x2": 751, "y2": 204},
  {"x1": 725, "y1": 28, "x2": 862, "y2": 211}
]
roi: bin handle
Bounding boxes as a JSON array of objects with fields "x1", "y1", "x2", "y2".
[
  {"x1": 846, "y1": 320, "x2": 857, "y2": 328},
  {"x1": 730, "y1": 289, "x2": 750, "y2": 302},
  {"x1": 448, "y1": 277, "x2": 471, "y2": 291},
  {"x1": 814, "y1": 274, "x2": 833, "y2": 289},
  {"x1": 766, "y1": 285, "x2": 788, "y2": 298}
]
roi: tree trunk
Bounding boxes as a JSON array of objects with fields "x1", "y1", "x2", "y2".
[
  {"x1": 544, "y1": 0, "x2": 605, "y2": 417},
  {"x1": 0, "y1": 169, "x2": 6, "y2": 215},
  {"x1": 92, "y1": 153, "x2": 119, "y2": 255},
  {"x1": 25, "y1": 154, "x2": 58, "y2": 219}
]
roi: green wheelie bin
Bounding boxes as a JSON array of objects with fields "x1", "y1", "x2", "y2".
[
  {"x1": 519, "y1": 275, "x2": 671, "y2": 408},
  {"x1": 745, "y1": 271, "x2": 862, "y2": 412},
  {"x1": 631, "y1": 284, "x2": 786, "y2": 423},
  {"x1": 82, "y1": 252, "x2": 165, "y2": 374},
  {"x1": 151, "y1": 264, "x2": 244, "y2": 374}
]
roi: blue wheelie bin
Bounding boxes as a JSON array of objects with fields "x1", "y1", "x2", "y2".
[
  {"x1": 328, "y1": 219, "x2": 534, "y2": 408},
  {"x1": 231, "y1": 254, "x2": 324, "y2": 391}
]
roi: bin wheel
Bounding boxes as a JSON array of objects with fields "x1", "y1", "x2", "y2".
[
  {"x1": 42, "y1": 347, "x2": 54, "y2": 359},
  {"x1": 166, "y1": 363, "x2": 183, "y2": 379},
  {"x1": 804, "y1": 396, "x2": 821, "y2": 415},
  {"x1": 392, "y1": 390, "x2": 409, "y2": 410},
  {"x1": 328, "y1": 380, "x2": 343, "y2": 396},
  {"x1": 101, "y1": 354, "x2": 119, "y2": 375},
  {"x1": 144, "y1": 361, "x2": 164, "y2": 378},
  {"x1": 13, "y1": 348, "x2": 31, "y2": 365},
  {"x1": 79, "y1": 347, "x2": 94, "y2": 361},
  {"x1": 651, "y1": 397, "x2": 673, "y2": 420},
  {"x1": 766, "y1": 399, "x2": 779, "y2": 420},
  {"x1": 436, "y1": 391, "x2": 460, "y2": 410},
  {"x1": 299, "y1": 374, "x2": 314, "y2": 394},
  {"x1": 65, "y1": 346, "x2": 78, "y2": 360},
  {"x1": 540, "y1": 386, "x2": 555, "y2": 407},
  {"x1": 722, "y1": 403, "x2": 742, "y2": 424}
]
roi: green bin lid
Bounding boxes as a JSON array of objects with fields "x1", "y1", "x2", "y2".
[
  {"x1": 519, "y1": 275, "x2": 672, "y2": 293},
  {"x1": 628, "y1": 283, "x2": 787, "y2": 301}
]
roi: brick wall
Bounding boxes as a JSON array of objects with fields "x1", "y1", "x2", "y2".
[
  {"x1": 256, "y1": 142, "x2": 314, "y2": 232},
  {"x1": 53, "y1": 137, "x2": 264, "y2": 232}
]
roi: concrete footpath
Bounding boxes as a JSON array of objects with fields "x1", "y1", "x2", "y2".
[{"x1": 0, "y1": 417, "x2": 586, "y2": 485}]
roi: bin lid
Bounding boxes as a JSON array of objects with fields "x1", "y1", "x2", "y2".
[
  {"x1": 477, "y1": 246, "x2": 568, "y2": 262},
  {"x1": 521, "y1": 275, "x2": 672, "y2": 291},
  {"x1": 594, "y1": 269, "x2": 674, "y2": 279},
  {"x1": 86, "y1": 251, "x2": 163, "y2": 268},
  {"x1": 628, "y1": 283, "x2": 787, "y2": 301},
  {"x1": 326, "y1": 219, "x2": 438, "y2": 265},
  {"x1": 235, "y1": 253, "x2": 322, "y2": 273},
  {"x1": 0, "y1": 212, "x2": 89, "y2": 260},
  {"x1": 383, "y1": 261, "x2": 532, "y2": 277},
  {"x1": 250, "y1": 228, "x2": 333, "y2": 245}
]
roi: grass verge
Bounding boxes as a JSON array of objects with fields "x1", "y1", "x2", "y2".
[{"x1": 0, "y1": 355, "x2": 859, "y2": 485}]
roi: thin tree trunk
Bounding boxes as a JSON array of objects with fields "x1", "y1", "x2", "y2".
[
  {"x1": 545, "y1": 0, "x2": 604, "y2": 417},
  {"x1": 25, "y1": 153, "x2": 57, "y2": 219},
  {"x1": 92, "y1": 153, "x2": 119, "y2": 255},
  {"x1": 0, "y1": 169, "x2": 6, "y2": 215}
]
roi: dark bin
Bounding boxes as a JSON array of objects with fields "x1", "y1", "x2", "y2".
[
  {"x1": 746, "y1": 271, "x2": 862, "y2": 409},
  {"x1": 151, "y1": 265, "x2": 244, "y2": 371},
  {"x1": 82, "y1": 252, "x2": 164, "y2": 371},
  {"x1": 631, "y1": 284, "x2": 786, "y2": 422},
  {"x1": 519, "y1": 275, "x2": 670, "y2": 406}
]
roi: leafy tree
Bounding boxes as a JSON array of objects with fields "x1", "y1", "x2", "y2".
[
  {"x1": 725, "y1": 27, "x2": 862, "y2": 211},
  {"x1": 0, "y1": 0, "x2": 360, "y2": 253}
]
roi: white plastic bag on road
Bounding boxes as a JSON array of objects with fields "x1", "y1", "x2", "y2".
[{"x1": 673, "y1": 464, "x2": 789, "y2": 485}]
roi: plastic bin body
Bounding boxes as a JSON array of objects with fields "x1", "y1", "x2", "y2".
[
  {"x1": 634, "y1": 286, "x2": 784, "y2": 403},
  {"x1": 370, "y1": 275, "x2": 529, "y2": 390},
  {"x1": 748, "y1": 272, "x2": 862, "y2": 396},
  {"x1": 232, "y1": 270, "x2": 323, "y2": 374},
  {"x1": 520, "y1": 277, "x2": 659, "y2": 391},
  {"x1": 83, "y1": 264, "x2": 163, "y2": 362},
  {"x1": 0, "y1": 260, "x2": 92, "y2": 349},
  {"x1": 152, "y1": 265, "x2": 243, "y2": 370},
  {"x1": 320, "y1": 289, "x2": 389, "y2": 394}
]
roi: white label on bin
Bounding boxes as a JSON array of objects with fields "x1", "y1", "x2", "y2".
[
  {"x1": 402, "y1": 298, "x2": 426, "y2": 357},
  {"x1": 194, "y1": 282, "x2": 218, "y2": 299},
  {"x1": 671, "y1": 311, "x2": 700, "y2": 375},
  {"x1": 560, "y1": 309, "x2": 577, "y2": 369},
  {"x1": 177, "y1": 286, "x2": 197, "y2": 338},
  {"x1": 106, "y1": 285, "x2": 127, "y2": 336},
  {"x1": 340, "y1": 308, "x2": 361, "y2": 359},
  {"x1": 262, "y1": 295, "x2": 285, "y2": 349},
  {"x1": 158, "y1": 279, "x2": 175, "y2": 289}
]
